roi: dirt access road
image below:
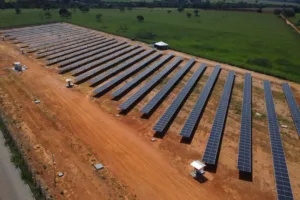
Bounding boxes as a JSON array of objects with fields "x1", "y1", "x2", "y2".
[{"x1": 0, "y1": 42, "x2": 224, "y2": 199}]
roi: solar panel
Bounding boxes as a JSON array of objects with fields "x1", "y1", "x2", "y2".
[
  {"x1": 179, "y1": 66, "x2": 221, "y2": 138},
  {"x1": 237, "y1": 73, "x2": 252, "y2": 173},
  {"x1": 141, "y1": 58, "x2": 196, "y2": 115},
  {"x1": 202, "y1": 71, "x2": 235, "y2": 165},
  {"x1": 112, "y1": 54, "x2": 174, "y2": 99},
  {"x1": 89, "y1": 49, "x2": 155, "y2": 86},
  {"x1": 71, "y1": 45, "x2": 141, "y2": 75},
  {"x1": 74, "y1": 48, "x2": 145, "y2": 83},
  {"x1": 153, "y1": 64, "x2": 207, "y2": 133},
  {"x1": 282, "y1": 83, "x2": 300, "y2": 137},
  {"x1": 118, "y1": 57, "x2": 183, "y2": 112},
  {"x1": 58, "y1": 43, "x2": 130, "y2": 73},
  {"x1": 37, "y1": 36, "x2": 105, "y2": 58},
  {"x1": 263, "y1": 80, "x2": 294, "y2": 200},
  {"x1": 92, "y1": 51, "x2": 161, "y2": 96},
  {"x1": 47, "y1": 39, "x2": 116, "y2": 66}
]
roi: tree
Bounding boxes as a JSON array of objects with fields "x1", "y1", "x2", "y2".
[
  {"x1": 96, "y1": 13, "x2": 102, "y2": 22},
  {"x1": 119, "y1": 6, "x2": 125, "y2": 12},
  {"x1": 186, "y1": 12, "x2": 192, "y2": 18},
  {"x1": 137, "y1": 15, "x2": 144, "y2": 22},
  {"x1": 282, "y1": 9, "x2": 296, "y2": 17},
  {"x1": 15, "y1": 7, "x2": 21, "y2": 14},
  {"x1": 177, "y1": 7, "x2": 184, "y2": 12},
  {"x1": 59, "y1": 8, "x2": 71, "y2": 18},
  {"x1": 257, "y1": 7, "x2": 262, "y2": 13},
  {"x1": 194, "y1": 9, "x2": 199, "y2": 17},
  {"x1": 273, "y1": 9, "x2": 282, "y2": 15},
  {"x1": 167, "y1": 10, "x2": 172, "y2": 13}
]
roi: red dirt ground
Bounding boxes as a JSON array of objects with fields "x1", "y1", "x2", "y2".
[{"x1": 0, "y1": 27, "x2": 299, "y2": 200}]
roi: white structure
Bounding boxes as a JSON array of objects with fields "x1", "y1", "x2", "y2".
[
  {"x1": 154, "y1": 41, "x2": 169, "y2": 50},
  {"x1": 190, "y1": 160, "x2": 206, "y2": 178}
]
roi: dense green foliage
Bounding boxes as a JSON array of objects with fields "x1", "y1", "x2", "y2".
[{"x1": 0, "y1": 8, "x2": 300, "y2": 82}]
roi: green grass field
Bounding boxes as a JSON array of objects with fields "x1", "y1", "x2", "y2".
[{"x1": 1, "y1": 8, "x2": 300, "y2": 82}]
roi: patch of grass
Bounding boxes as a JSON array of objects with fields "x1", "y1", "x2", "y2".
[{"x1": 1, "y1": 8, "x2": 300, "y2": 82}]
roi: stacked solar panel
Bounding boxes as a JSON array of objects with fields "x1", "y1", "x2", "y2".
[
  {"x1": 153, "y1": 64, "x2": 207, "y2": 133},
  {"x1": 202, "y1": 71, "x2": 235, "y2": 165},
  {"x1": 237, "y1": 73, "x2": 252, "y2": 173},
  {"x1": 179, "y1": 65, "x2": 221, "y2": 138},
  {"x1": 282, "y1": 83, "x2": 300, "y2": 137},
  {"x1": 141, "y1": 58, "x2": 196, "y2": 115},
  {"x1": 264, "y1": 81, "x2": 294, "y2": 200}
]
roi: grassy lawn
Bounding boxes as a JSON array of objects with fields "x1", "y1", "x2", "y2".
[
  {"x1": 1, "y1": 8, "x2": 300, "y2": 82},
  {"x1": 289, "y1": 13, "x2": 300, "y2": 28}
]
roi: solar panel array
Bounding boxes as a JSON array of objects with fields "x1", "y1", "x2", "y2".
[
  {"x1": 74, "y1": 48, "x2": 145, "y2": 83},
  {"x1": 264, "y1": 81, "x2": 294, "y2": 200},
  {"x1": 58, "y1": 43, "x2": 130, "y2": 73},
  {"x1": 112, "y1": 54, "x2": 174, "y2": 99},
  {"x1": 282, "y1": 83, "x2": 300, "y2": 137},
  {"x1": 141, "y1": 58, "x2": 196, "y2": 115},
  {"x1": 202, "y1": 71, "x2": 235, "y2": 165},
  {"x1": 89, "y1": 49, "x2": 155, "y2": 86},
  {"x1": 47, "y1": 39, "x2": 116, "y2": 65},
  {"x1": 119, "y1": 57, "x2": 183, "y2": 112},
  {"x1": 180, "y1": 66, "x2": 221, "y2": 138},
  {"x1": 153, "y1": 64, "x2": 207, "y2": 133},
  {"x1": 237, "y1": 73, "x2": 252, "y2": 173},
  {"x1": 71, "y1": 45, "x2": 141, "y2": 75},
  {"x1": 92, "y1": 51, "x2": 161, "y2": 96}
]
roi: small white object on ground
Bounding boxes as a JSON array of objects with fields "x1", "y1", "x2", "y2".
[
  {"x1": 281, "y1": 125, "x2": 288, "y2": 128},
  {"x1": 255, "y1": 112, "x2": 262, "y2": 117},
  {"x1": 34, "y1": 99, "x2": 40, "y2": 104},
  {"x1": 116, "y1": 114, "x2": 120, "y2": 118},
  {"x1": 94, "y1": 163, "x2": 104, "y2": 170},
  {"x1": 151, "y1": 138, "x2": 156, "y2": 142},
  {"x1": 58, "y1": 172, "x2": 64, "y2": 177}
]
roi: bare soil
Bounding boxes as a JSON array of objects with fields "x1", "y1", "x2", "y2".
[{"x1": 0, "y1": 26, "x2": 299, "y2": 200}]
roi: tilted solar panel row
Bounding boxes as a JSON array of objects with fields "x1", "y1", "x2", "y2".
[
  {"x1": 119, "y1": 57, "x2": 183, "y2": 112},
  {"x1": 27, "y1": 33, "x2": 98, "y2": 52},
  {"x1": 55, "y1": 41, "x2": 123, "y2": 67},
  {"x1": 45, "y1": 37, "x2": 108, "y2": 60},
  {"x1": 74, "y1": 48, "x2": 146, "y2": 83},
  {"x1": 153, "y1": 64, "x2": 207, "y2": 133},
  {"x1": 202, "y1": 71, "x2": 235, "y2": 165},
  {"x1": 92, "y1": 52, "x2": 161, "y2": 96},
  {"x1": 47, "y1": 39, "x2": 116, "y2": 66},
  {"x1": 141, "y1": 58, "x2": 196, "y2": 115},
  {"x1": 58, "y1": 43, "x2": 131, "y2": 73},
  {"x1": 36, "y1": 34, "x2": 100, "y2": 54},
  {"x1": 37, "y1": 36, "x2": 105, "y2": 58},
  {"x1": 237, "y1": 73, "x2": 252, "y2": 173},
  {"x1": 282, "y1": 83, "x2": 300, "y2": 137},
  {"x1": 179, "y1": 66, "x2": 221, "y2": 138},
  {"x1": 89, "y1": 49, "x2": 158, "y2": 86},
  {"x1": 112, "y1": 54, "x2": 174, "y2": 99},
  {"x1": 20, "y1": 30, "x2": 88, "y2": 46},
  {"x1": 71, "y1": 45, "x2": 142, "y2": 76},
  {"x1": 25, "y1": 29, "x2": 88, "y2": 45},
  {"x1": 28, "y1": 33, "x2": 98, "y2": 53},
  {"x1": 263, "y1": 81, "x2": 294, "y2": 200}
]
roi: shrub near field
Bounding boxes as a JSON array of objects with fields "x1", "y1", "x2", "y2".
[{"x1": 0, "y1": 8, "x2": 300, "y2": 82}]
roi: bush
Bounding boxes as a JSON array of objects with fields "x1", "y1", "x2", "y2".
[
  {"x1": 45, "y1": 11, "x2": 52, "y2": 19},
  {"x1": 282, "y1": 9, "x2": 295, "y2": 17},
  {"x1": 59, "y1": 8, "x2": 71, "y2": 18},
  {"x1": 15, "y1": 8, "x2": 21, "y2": 14},
  {"x1": 273, "y1": 9, "x2": 282, "y2": 15},
  {"x1": 119, "y1": 6, "x2": 125, "y2": 12},
  {"x1": 177, "y1": 7, "x2": 184, "y2": 12},
  {"x1": 257, "y1": 7, "x2": 262, "y2": 13},
  {"x1": 247, "y1": 58, "x2": 272, "y2": 68},
  {"x1": 167, "y1": 10, "x2": 172, "y2": 13},
  {"x1": 137, "y1": 15, "x2": 144, "y2": 22},
  {"x1": 79, "y1": 5, "x2": 89, "y2": 13},
  {"x1": 194, "y1": 9, "x2": 199, "y2": 16},
  {"x1": 186, "y1": 12, "x2": 192, "y2": 18},
  {"x1": 96, "y1": 13, "x2": 102, "y2": 21}
]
